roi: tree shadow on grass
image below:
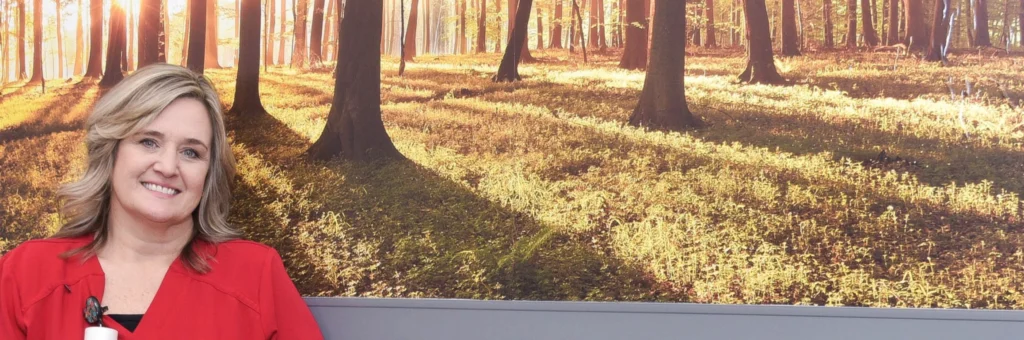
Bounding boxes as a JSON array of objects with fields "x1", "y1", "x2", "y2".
[
  {"x1": 0, "y1": 81, "x2": 99, "y2": 144},
  {"x1": 223, "y1": 104, "x2": 661, "y2": 301}
]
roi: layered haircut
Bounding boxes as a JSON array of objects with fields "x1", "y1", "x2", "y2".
[{"x1": 54, "y1": 64, "x2": 238, "y2": 273}]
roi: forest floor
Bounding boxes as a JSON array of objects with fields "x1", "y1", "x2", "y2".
[{"x1": 2, "y1": 49, "x2": 1024, "y2": 308}]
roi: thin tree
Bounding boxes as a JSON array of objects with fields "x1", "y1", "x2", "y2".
[
  {"x1": 476, "y1": 0, "x2": 487, "y2": 52},
  {"x1": 537, "y1": 5, "x2": 544, "y2": 49},
  {"x1": 277, "y1": 0, "x2": 285, "y2": 63},
  {"x1": 310, "y1": 0, "x2": 325, "y2": 64},
  {"x1": 905, "y1": 0, "x2": 926, "y2": 49},
  {"x1": 822, "y1": 0, "x2": 834, "y2": 47},
  {"x1": 186, "y1": 0, "x2": 206, "y2": 72},
  {"x1": 886, "y1": 0, "x2": 899, "y2": 44},
  {"x1": 56, "y1": 0, "x2": 65, "y2": 78},
  {"x1": 551, "y1": 0, "x2": 563, "y2": 47},
  {"x1": 508, "y1": 0, "x2": 534, "y2": 60},
  {"x1": 126, "y1": 0, "x2": 134, "y2": 71},
  {"x1": 230, "y1": 0, "x2": 266, "y2": 115},
  {"x1": 460, "y1": 0, "x2": 467, "y2": 54},
  {"x1": 597, "y1": 0, "x2": 606, "y2": 48},
  {"x1": 1, "y1": 0, "x2": 7, "y2": 84},
  {"x1": 588, "y1": 0, "x2": 598, "y2": 48},
  {"x1": 493, "y1": 0, "x2": 533, "y2": 81},
  {"x1": 27, "y1": 0, "x2": 41, "y2": 84},
  {"x1": 83, "y1": 0, "x2": 101, "y2": 77},
  {"x1": 402, "y1": 0, "x2": 420, "y2": 59},
  {"x1": 973, "y1": 0, "x2": 990, "y2": 46},
  {"x1": 781, "y1": 0, "x2": 799, "y2": 55},
  {"x1": 630, "y1": 0, "x2": 701, "y2": 130},
  {"x1": 139, "y1": 0, "x2": 161, "y2": 67},
  {"x1": 861, "y1": 0, "x2": 879, "y2": 46},
  {"x1": 322, "y1": 0, "x2": 334, "y2": 60},
  {"x1": 267, "y1": 0, "x2": 276, "y2": 64},
  {"x1": 399, "y1": 0, "x2": 406, "y2": 74},
  {"x1": 160, "y1": 0, "x2": 167, "y2": 62},
  {"x1": 692, "y1": 3, "x2": 701, "y2": 45},
  {"x1": 846, "y1": 0, "x2": 857, "y2": 48},
  {"x1": 99, "y1": 1, "x2": 126, "y2": 87},
  {"x1": 1019, "y1": 0, "x2": 1023, "y2": 47},
  {"x1": 705, "y1": 0, "x2": 717, "y2": 47},
  {"x1": 205, "y1": 0, "x2": 220, "y2": 68},
  {"x1": 308, "y1": 0, "x2": 400, "y2": 161},
  {"x1": 739, "y1": 0, "x2": 785, "y2": 84},
  {"x1": 618, "y1": 0, "x2": 646, "y2": 69},
  {"x1": 292, "y1": 0, "x2": 308, "y2": 67},
  {"x1": 424, "y1": 0, "x2": 430, "y2": 54},
  {"x1": 16, "y1": 0, "x2": 24, "y2": 80},
  {"x1": 182, "y1": 0, "x2": 190, "y2": 65},
  {"x1": 572, "y1": 0, "x2": 586, "y2": 60}
]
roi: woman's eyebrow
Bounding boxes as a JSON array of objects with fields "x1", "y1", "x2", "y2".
[{"x1": 139, "y1": 130, "x2": 209, "y2": 149}]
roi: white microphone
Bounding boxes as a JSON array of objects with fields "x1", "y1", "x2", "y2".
[{"x1": 84, "y1": 326, "x2": 118, "y2": 340}]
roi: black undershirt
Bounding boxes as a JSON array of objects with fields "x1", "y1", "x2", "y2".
[{"x1": 108, "y1": 314, "x2": 144, "y2": 333}]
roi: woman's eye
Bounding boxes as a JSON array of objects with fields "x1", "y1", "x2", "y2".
[
  {"x1": 140, "y1": 138, "x2": 157, "y2": 148},
  {"x1": 183, "y1": 149, "x2": 200, "y2": 159}
]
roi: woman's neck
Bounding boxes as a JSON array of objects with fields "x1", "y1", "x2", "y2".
[{"x1": 100, "y1": 210, "x2": 194, "y2": 264}]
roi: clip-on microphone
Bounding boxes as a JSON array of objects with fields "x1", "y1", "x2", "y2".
[{"x1": 83, "y1": 296, "x2": 117, "y2": 340}]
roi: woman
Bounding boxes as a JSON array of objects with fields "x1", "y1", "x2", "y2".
[{"x1": 0, "y1": 64, "x2": 324, "y2": 339}]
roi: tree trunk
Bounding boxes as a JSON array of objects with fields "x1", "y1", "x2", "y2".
[
  {"x1": 846, "y1": 0, "x2": 858, "y2": 48},
  {"x1": 187, "y1": 0, "x2": 207, "y2": 72},
  {"x1": 56, "y1": 0, "x2": 65, "y2": 78},
  {"x1": 139, "y1": 0, "x2": 161, "y2": 67},
  {"x1": 204, "y1": 0, "x2": 217, "y2": 69},
  {"x1": 277, "y1": 0, "x2": 286, "y2": 63},
  {"x1": 309, "y1": 0, "x2": 400, "y2": 161},
  {"x1": 618, "y1": 0, "x2": 646, "y2": 69},
  {"x1": 323, "y1": 0, "x2": 334, "y2": 60},
  {"x1": 781, "y1": 0, "x2": 799, "y2": 55},
  {"x1": 310, "y1": 0, "x2": 325, "y2": 64},
  {"x1": 925, "y1": 0, "x2": 950, "y2": 60},
  {"x1": 493, "y1": 0, "x2": 533, "y2": 81},
  {"x1": 886, "y1": 0, "x2": 899, "y2": 44},
  {"x1": 537, "y1": 6, "x2": 544, "y2": 49},
  {"x1": 99, "y1": 2, "x2": 126, "y2": 87},
  {"x1": 739, "y1": 0, "x2": 784, "y2": 84},
  {"x1": 905, "y1": 0, "x2": 927, "y2": 49},
  {"x1": 268, "y1": 0, "x2": 276, "y2": 64},
  {"x1": 692, "y1": 6, "x2": 701, "y2": 46},
  {"x1": 861, "y1": 0, "x2": 879, "y2": 45},
  {"x1": 160, "y1": 0, "x2": 167, "y2": 62},
  {"x1": 83, "y1": 0, "x2": 101, "y2": 77},
  {"x1": 182, "y1": 0, "x2": 191, "y2": 65},
  {"x1": 705, "y1": 0, "x2": 717, "y2": 47},
  {"x1": 507, "y1": 0, "x2": 534, "y2": 61},
  {"x1": 292, "y1": 0, "x2": 308, "y2": 67},
  {"x1": 459, "y1": 0, "x2": 467, "y2": 54},
  {"x1": 424, "y1": 0, "x2": 431, "y2": 54},
  {"x1": 569, "y1": 0, "x2": 576, "y2": 51},
  {"x1": 630, "y1": 0, "x2": 701, "y2": 130},
  {"x1": 27, "y1": 0, "x2": 41, "y2": 84},
  {"x1": 231, "y1": 0, "x2": 266, "y2": 115},
  {"x1": 235, "y1": 0, "x2": 240, "y2": 65},
  {"x1": 552, "y1": 0, "x2": 563, "y2": 47},
  {"x1": 823, "y1": 0, "x2": 834, "y2": 47},
  {"x1": 127, "y1": 0, "x2": 134, "y2": 71},
  {"x1": 1, "y1": 0, "x2": 6, "y2": 84},
  {"x1": 572, "y1": 0, "x2": 587, "y2": 60},
  {"x1": 475, "y1": 0, "x2": 486, "y2": 52},
  {"x1": 598, "y1": 0, "x2": 607, "y2": 49},
  {"x1": 73, "y1": 0, "x2": 84, "y2": 75},
  {"x1": 1019, "y1": 0, "x2": 1023, "y2": 47},
  {"x1": 588, "y1": 0, "x2": 599, "y2": 48}
]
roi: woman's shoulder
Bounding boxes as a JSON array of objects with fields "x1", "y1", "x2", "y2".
[
  {"x1": 198, "y1": 239, "x2": 284, "y2": 279},
  {"x1": 1, "y1": 236, "x2": 92, "y2": 268}
]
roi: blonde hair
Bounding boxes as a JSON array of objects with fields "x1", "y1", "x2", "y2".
[{"x1": 54, "y1": 64, "x2": 239, "y2": 273}]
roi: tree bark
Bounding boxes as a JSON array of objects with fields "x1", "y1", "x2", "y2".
[
  {"x1": 424, "y1": 0, "x2": 431, "y2": 54},
  {"x1": 160, "y1": 0, "x2": 167, "y2": 62},
  {"x1": 552, "y1": 0, "x2": 563, "y2": 47},
  {"x1": 537, "y1": 6, "x2": 544, "y2": 49},
  {"x1": 704, "y1": 0, "x2": 717, "y2": 47},
  {"x1": 139, "y1": 0, "x2": 161, "y2": 67},
  {"x1": 476, "y1": 0, "x2": 486, "y2": 53},
  {"x1": 1019, "y1": 0, "x2": 1023, "y2": 47},
  {"x1": 972, "y1": 0, "x2": 989, "y2": 46},
  {"x1": 277, "y1": 0, "x2": 286, "y2": 63},
  {"x1": 739, "y1": 0, "x2": 784, "y2": 84},
  {"x1": 822, "y1": 0, "x2": 834, "y2": 47},
  {"x1": 230, "y1": 0, "x2": 266, "y2": 115},
  {"x1": 188, "y1": 0, "x2": 207, "y2": 72},
  {"x1": 598, "y1": 0, "x2": 607, "y2": 49},
  {"x1": 460, "y1": 0, "x2": 467, "y2": 54},
  {"x1": 588, "y1": 0, "x2": 599, "y2": 48},
  {"x1": 493, "y1": 0, "x2": 533, "y2": 81},
  {"x1": 83, "y1": 0, "x2": 101, "y2": 77},
  {"x1": 507, "y1": 0, "x2": 534, "y2": 60},
  {"x1": 905, "y1": 0, "x2": 927, "y2": 49},
  {"x1": 618, "y1": 0, "x2": 646, "y2": 69},
  {"x1": 572, "y1": 0, "x2": 587, "y2": 60},
  {"x1": 268, "y1": 0, "x2": 276, "y2": 64},
  {"x1": 781, "y1": 0, "x2": 799, "y2": 55},
  {"x1": 692, "y1": 5, "x2": 701, "y2": 46},
  {"x1": 99, "y1": 2, "x2": 126, "y2": 87},
  {"x1": 127, "y1": 0, "x2": 134, "y2": 71},
  {"x1": 292, "y1": 0, "x2": 308, "y2": 67},
  {"x1": 861, "y1": 0, "x2": 879, "y2": 45},
  {"x1": 309, "y1": 0, "x2": 400, "y2": 161},
  {"x1": 182, "y1": 0, "x2": 191, "y2": 65},
  {"x1": 925, "y1": 0, "x2": 950, "y2": 60},
  {"x1": 310, "y1": 0, "x2": 326, "y2": 64},
  {"x1": 27, "y1": 0, "x2": 41, "y2": 84},
  {"x1": 846, "y1": 0, "x2": 858, "y2": 48},
  {"x1": 56, "y1": 0, "x2": 65, "y2": 78},
  {"x1": 886, "y1": 0, "x2": 899, "y2": 44},
  {"x1": 630, "y1": 0, "x2": 702, "y2": 130}
]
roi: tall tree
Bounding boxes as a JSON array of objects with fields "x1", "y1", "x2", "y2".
[
  {"x1": 973, "y1": 0, "x2": 990, "y2": 46},
  {"x1": 322, "y1": 0, "x2": 334, "y2": 60},
  {"x1": 99, "y1": 1, "x2": 126, "y2": 87},
  {"x1": 476, "y1": 0, "x2": 487, "y2": 52},
  {"x1": 508, "y1": 0, "x2": 533, "y2": 60},
  {"x1": 205, "y1": 0, "x2": 220, "y2": 68},
  {"x1": 402, "y1": 0, "x2": 420, "y2": 59},
  {"x1": 160, "y1": 0, "x2": 167, "y2": 62},
  {"x1": 739, "y1": 0, "x2": 784, "y2": 84},
  {"x1": 182, "y1": 0, "x2": 190, "y2": 65},
  {"x1": 27, "y1": 0, "x2": 41, "y2": 84},
  {"x1": 230, "y1": 0, "x2": 266, "y2": 115},
  {"x1": 268, "y1": 0, "x2": 276, "y2": 64},
  {"x1": 1019, "y1": 0, "x2": 1023, "y2": 47},
  {"x1": 537, "y1": 5, "x2": 544, "y2": 49},
  {"x1": 1, "y1": 0, "x2": 7, "y2": 84},
  {"x1": 886, "y1": 0, "x2": 899, "y2": 44},
  {"x1": 424, "y1": 0, "x2": 430, "y2": 54},
  {"x1": 822, "y1": 0, "x2": 834, "y2": 47},
  {"x1": 83, "y1": 0, "x2": 101, "y2": 77},
  {"x1": 309, "y1": 0, "x2": 399, "y2": 161},
  {"x1": 846, "y1": 0, "x2": 857, "y2": 48},
  {"x1": 572, "y1": 0, "x2": 587, "y2": 60},
  {"x1": 56, "y1": 0, "x2": 65, "y2": 78},
  {"x1": 781, "y1": 0, "x2": 799, "y2": 55},
  {"x1": 704, "y1": 0, "x2": 717, "y2": 47},
  {"x1": 905, "y1": 0, "x2": 926, "y2": 49},
  {"x1": 588, "y1": 0, "x2": 598, "y2": 48},
  {"x1": 597, "y1": 0, "x2": 606, "y2": 48},
  {"x1": 925, "y1": 0, "x2": 951, "y2": 60},
  {"x1": 277, "y1": 0, "x2": 285, "y2": 63},
  {"x1": 126, "y1": 0, "x2": 134, "y2": 71},
  {"x1": 292, "y1": 0, "x2": 308, "y2": 67},
  {"x1": 310, "y1": 0, "x2": 325, "y2": 64},
  {"x1": 551, "y1": 0, "x2": 563, "y2": 47},
  {"x1": 493, "y1": 0, "x2": 533, "y2": 81},
  {"x1": 460, "y1": 0, "x2": 467, "y2": 54},
  {"x1": 861, "y1": 0, "x2": 879, "y2": 46},
  {"x1": 630, "y1": 0, "x2": 701, "y2": 130},
  {"x1": 618, "y1": 0, "x2": 646, "y2": 69},
  {"x1": 187, "y1": 0, "x2": 207, "y2": 72},
  {"x1": 139, "y1": 0, "x2": 161, "y2": 67},
  {"x1": 16, "y1": 0, "x2": 24, "y2": 80}
]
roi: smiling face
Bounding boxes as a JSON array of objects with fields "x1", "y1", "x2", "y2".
[{"x1": 109, "y1": 98, "x2": 213, "y2": 228}]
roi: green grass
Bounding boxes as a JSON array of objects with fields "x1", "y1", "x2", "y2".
[{"x1": 2, "y1": 49, "x2": 1023, "y2": 307}]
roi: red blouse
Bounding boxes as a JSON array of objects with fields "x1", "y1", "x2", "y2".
[{"x1": 0, "y1": 236, "x2": 325, "y2": 339}]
